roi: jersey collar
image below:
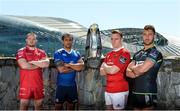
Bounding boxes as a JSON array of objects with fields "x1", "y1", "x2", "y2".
[
  {"x1": 143, "y1": 46, "x2": 156, "y2": 51},
  {"x1": 26, "y1": 46, "x2": 37, "y2": 51},
  {"x1": 63, "y1": 48, "x2": 73, "y2": 54},
  {"x1": 113, "y1": 46, "x2": 124, "y2": 52}
]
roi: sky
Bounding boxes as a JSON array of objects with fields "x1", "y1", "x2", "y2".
[{"x1": 0, "y1": 0, "x2": 180, "y2": 36}]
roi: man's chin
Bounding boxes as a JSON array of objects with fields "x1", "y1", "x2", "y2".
[
  {"x1": 144, "y1": 41, "x2": 154, "y2": 45},
  {"x1": 28, "y1": 45, "x2": 35, "y2": 47},
  {"x1": 65, "y1": 46, "x2": 72, "y2": 48}
]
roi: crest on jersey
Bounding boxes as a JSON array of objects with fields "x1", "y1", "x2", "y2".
[{"x1": 119, "y1": 56, "x2": 127, "y2": 64}]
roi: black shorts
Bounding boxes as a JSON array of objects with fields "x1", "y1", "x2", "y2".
[
  {"x1": 55, "y1": 85, "x2": 78, "y2": 104},
  {"x1": 131, "y1": 93, "x2": 157, "y2": 108}
]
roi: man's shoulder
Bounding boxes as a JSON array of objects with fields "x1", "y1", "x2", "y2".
[
  {"x1": 134, "y1": 49, "x2": 143, "y2": 55},
  {"x1": 36, "y1": 48, "x2": 46, "y2": 54},
  {"x1": 16, "y1": 47, "x2": 26, "y2": 60},
  {"x1": 17, "y1": 47, "x2": 26, "y2": 52},
  {"x1": 17, "y1": 47, "x2": 26, "y2": 55},
  {"x1": 55, "y1": 48, "x2": 64, "y2": 53},
  {"x1": 151, "y1": 47, "x2": 162, "y2": 54},
  {"x1": 149, "y1": 47, "x2": 163, "y2": 59},
  {"x1": 121, "y1": 48, "x2": 130, "y2": 55},
  {"x1": 54, "y1": 48, "x2": 65, "y2": 56},
  {"x1": 72, "y1": 49, "x2": 80, "y2": 54},
  {"x1": 105, "y1": 51, "x2": 113, "y2": 56}
]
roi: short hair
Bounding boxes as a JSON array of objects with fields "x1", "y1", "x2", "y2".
[
  {"x1": 26, "y1": 32, "x2": 37, "y2": 38},
  {"x1": 144, "y1": 25, "x2": 156, "y2": 34},
  {"x1": 111, "y1": 30, "x2": 123, "y2": 38},
  {"x1": 61, "y1": 33, "x2": 73, "y2": 41}
]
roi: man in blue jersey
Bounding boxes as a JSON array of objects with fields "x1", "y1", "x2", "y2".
[
  {"x1": 54, "y1": 33, "x2": 84, "y2": 110},
  {"x1": 126, "y1": 25, "x2": 163, "y2": 110}
]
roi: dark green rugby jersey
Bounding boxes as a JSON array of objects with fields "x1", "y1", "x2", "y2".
[{"x1": 132, "y1": 46, "x2": 163, "y2": 94}]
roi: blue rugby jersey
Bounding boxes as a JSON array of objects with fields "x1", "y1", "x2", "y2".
[{"x1": 54, "y1": 48, "x2": 81, "y2": 86}]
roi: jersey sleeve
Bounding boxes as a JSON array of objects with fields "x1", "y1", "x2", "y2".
[
  {"x1": 114, "y1": 51, "x2": 131, "y2": 73},
  {"x1": 40, "y1": 50, "x2": 48, "y2": 59},
  {"x1": 132, "y1": 54, "x2": 136, "y2": 61},
  {"x1": 16, "y1": 50, "x2": 25, "y2": 60},
  {"x1": 54, "y1": 51, "x2": 63, "y2": 64},
  {"x1": 147, "y1": 49, "x2": 159, "y2": 63},
  {"x1": 76, "y1": 51, "x2": 81, "y2": 61},
  {"x1": 103, "y1": 53, "x2": 109, "y2": 63}
]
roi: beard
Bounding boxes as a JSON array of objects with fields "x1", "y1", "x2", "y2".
[
  {"x1": 27, "y1": 44, "x2": 36, "y2": 47},
  {"x1": 64, "y1": 44, "x2": 72, "y2": 49},
  {"x1": 143, "y1": 38, "x2": 154, "y2": 45}
]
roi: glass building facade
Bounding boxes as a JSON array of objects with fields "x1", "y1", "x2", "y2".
[
  {"x1": 0, "y1": 15, "x2": 180, "y2": 57},
  {"x1": 0, "y1": 16, "x2": 89, "y2": 57}
]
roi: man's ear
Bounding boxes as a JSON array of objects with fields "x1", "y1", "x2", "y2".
[{"x1": 121, "y1": 38, "x2": 123, "y2": 42}]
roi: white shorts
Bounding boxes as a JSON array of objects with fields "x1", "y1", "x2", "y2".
[{"x1": 105, "y1": 91, "x2": 129, "y2": 109}]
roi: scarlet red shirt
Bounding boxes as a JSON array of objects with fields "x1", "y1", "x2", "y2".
[
  {"x1": 104, "y1": 47, "x2": 131, "y2": 93},
  {"x1": 16, "y1": 46, "x2": 47, "y2": 88}
]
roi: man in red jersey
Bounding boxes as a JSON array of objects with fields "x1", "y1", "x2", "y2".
[
  {"x1": 16, "y1": 32, "x2": 49, "y2": 110},
  {"x1": 100, "y1": 30, "x2": 131, "y2": 110}
]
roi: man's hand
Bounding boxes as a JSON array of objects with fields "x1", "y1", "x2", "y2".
[
  {"x1": 17, "y1": 58, "x2": 39, "y2": 70},
  {"x1": 130, "y1": 58, "x2": 155, "y2": 76},
  {"x1": 55, "y1": 60, "x2": 65, "y2": 67},
  {"x1": 57, "y1": 66, "x2": 74, "y2": 74},
  {"x1": 29, "y1": 58, "x2": 49, "y2": 68},
  {"x1": 64, "y1": 63, "x2": 71, "y2": 67},
  {"x1": 102, "y1": 63, "x2": 120, "y2": 74},
  {"x1": 63, "y1": 59, "x2": 84, "y2": 71},
  {"x1": 126, "y1": 61, "x2": 137, "y2": 78}
]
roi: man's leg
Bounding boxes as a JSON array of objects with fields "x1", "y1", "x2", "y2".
[
  {"x1": 55, "y1": 103, "x2": 64, "y2": 110},
  {"x1": 141, "y1": 95, "x2": 157, "y2": 110},
  {"x1": 55, "y1": 85, "x2": 65, "y2": 110},
  {"x1": 142, "y1": 106, "x2": 154, "y2": 110},
  {"x1": 66, "y1": 102, "x2": 74, "y2": 110},
  {"x1": 67, "y1": 85, "x2": 78, "y2": 110},
  {"x1": 34, "y1": 99, "x2": 43, "y2": 110},
  {"x1": 105, "y1": 92, "x2": 113, "y2": 110},
  {"x1": 111, "y1": 91, "x2": 129, "y2": 109},
  {"x1": 33, "y1": 87, "x2": 44, "y2": 110},
  {"x1": 132, "y1": 94, "x2": 157, "y2": 110},
  {"x1": 20, "y1": 99, "x2": 30, "y2": 110},
  {"x1": 106, "y1": 105, "x2": 113, "y2": 110}
]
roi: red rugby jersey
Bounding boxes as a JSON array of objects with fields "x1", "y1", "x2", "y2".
[
  {"x1": 104, "y1": 47, "x2": 130, "y2": 93},
  {"x1": 16, "y1": 46, "x2": 47, "y2": 88}
]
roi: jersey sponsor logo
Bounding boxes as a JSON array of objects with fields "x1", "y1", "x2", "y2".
[
  {"x1": 62, "y1": 53, "x2": 67, "y2": 56},
  {"x1": 113, "y1": 54, "x2": 118, "y2": 58},
  {"x1": 142, "y1": 52, "x2": 148, "y2": 57},
  {"x1": 119, "y1": 56, "x2": 127, "y2": 64},
  {"x1": 149, "y1": 51, "x2": 157, "y2": 58}
]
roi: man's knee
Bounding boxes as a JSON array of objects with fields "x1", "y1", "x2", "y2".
[
  {"x1": 67, "y1": 101, "x2": 78, "y2": 110},
  {"x1": 34, "y1": 99, "x2": 43, "y2": 110},
  {"x1": 20, "y1": 99, "x2": 29, "y2": 110}
]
